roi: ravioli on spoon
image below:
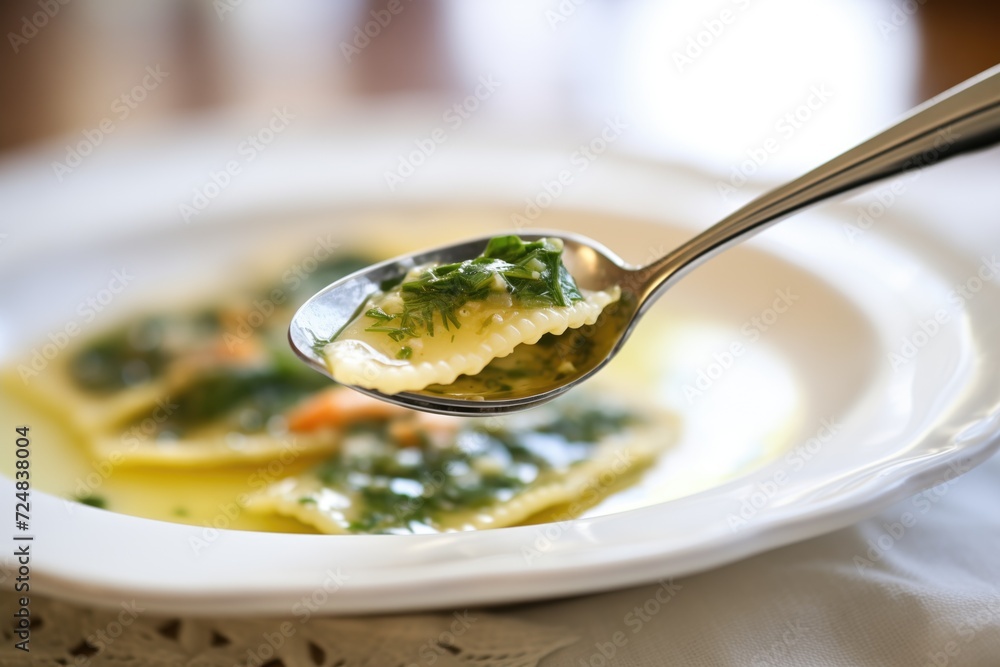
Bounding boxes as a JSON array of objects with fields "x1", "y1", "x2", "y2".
[{"x1": 323, "y1": 235, "x2": 620, "y2": 395}]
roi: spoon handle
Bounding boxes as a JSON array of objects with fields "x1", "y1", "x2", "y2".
[{"x1": 637, "y1": 64, "x2": 1000, "y2": 311}]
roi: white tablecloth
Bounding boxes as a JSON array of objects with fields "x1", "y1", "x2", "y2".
[{"x1": 520, "y1": 452, "x2": 1000, "y2": 666}]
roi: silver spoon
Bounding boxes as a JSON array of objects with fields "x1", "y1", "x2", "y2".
[{"x1": 291, "y1": 64, "x2": 1000, "y2": 415}]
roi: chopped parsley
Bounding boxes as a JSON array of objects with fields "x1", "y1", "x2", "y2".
[
  {"x1": 364, "y1": 235, "x2": 584, "y2": 341},
  {"x1": 69, "y1": 317, "x2": 174, "y2": 393},
  {"x1": 69, "y1": 253, "x2": 373, "y2": 395},
  {"x1": 151, "y1": 362, "x2": 328, "y2": 437},
  {"x1": 308, "y1": 398, "x2": 638, "y2": 533}
]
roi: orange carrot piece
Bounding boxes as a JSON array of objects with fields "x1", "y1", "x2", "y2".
[{"x1": 287, "y1": 387, "x2": 410, "y2": 432}]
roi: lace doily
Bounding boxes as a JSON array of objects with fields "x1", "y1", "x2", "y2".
[{"x1": 0, "y1": 592, "x2": 577, "y2": 667}]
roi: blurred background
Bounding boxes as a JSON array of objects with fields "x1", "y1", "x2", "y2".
[
  {"x1": 2, "y1": 4, "x2": 1000, "y2": 641},
  {"x1": 1, "y1": 0, "x2": 999, "y2": 182}
]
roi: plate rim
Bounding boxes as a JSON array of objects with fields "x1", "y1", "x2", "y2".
[{"x1": 2, "y1": 118, "x2": 999, "y2": 615}]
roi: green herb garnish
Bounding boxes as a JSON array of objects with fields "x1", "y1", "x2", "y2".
[
  {"x1": 143, "y1": 355, "x2": 329, "y2": 438},
  {"x1": 76, "y1": 494, "x2": 108, "y2": 509},
  {"x1": 69, "y1": 317, "x2": 172, "y2": 393},
  {"x1": 364, "y1": 236, "x2": 583, "y2": 341},
  {"x1": 307, "y1": 397, "x2": 637, "y2": 533}
]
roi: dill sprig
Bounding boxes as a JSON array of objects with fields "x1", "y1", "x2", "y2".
[{"x1": 364, "y1": 235, "x2": 583, "y2": 340}]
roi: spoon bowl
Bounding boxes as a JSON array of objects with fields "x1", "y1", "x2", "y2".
[
  {"x1": 291, "y1": 63, "x2": 1000, "y2": 415},
  {"x1": 289, "y1": 231, "x2": 640, "y2": 415}
]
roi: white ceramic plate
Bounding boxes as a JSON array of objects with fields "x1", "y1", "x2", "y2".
[{"x1": 1, "y1": 114, "x2": 999, "y2": 615}]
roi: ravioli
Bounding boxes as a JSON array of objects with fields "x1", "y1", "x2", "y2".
[
  {"x1": 6, "y1": 234, "x2": 676, "y2": 535},
  {"x1": 15, "y1": 255, "x2": 374, "y2": 466},
  {"x1": 323, "y1": 236, "x2": 620, "y2": 394},
  {"x1": 86, "y1": 362, "x2": 341, "y2": 466},
  {"x1": 247, "y1": 390, "x2": 673, "y2": 533}
]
